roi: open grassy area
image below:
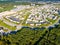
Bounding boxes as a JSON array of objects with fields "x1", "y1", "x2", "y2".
[
  {"x1": 46, "y1": 18, "x2": 57, "y2": 24},
  {"x1": 0, "y1": 20, "x2": 16, "y2": 30},
  {"x1": 0, "y1": 3, "x2": 14, "y2": 12}
]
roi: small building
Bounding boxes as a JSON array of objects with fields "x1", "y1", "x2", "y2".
[
  {"x1": 36, "y1": 24, "x2": 41, "y2": 26},
  {"x1": 30, "y1": 24, "x2": 34, "y2": 26}
]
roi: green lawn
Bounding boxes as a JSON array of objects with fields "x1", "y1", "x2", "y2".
[
  {"x1": 46, "y1": 18, "x2": 56, "y2": 24},
  {"x1": 0, "y1": 20, "x2": 16, "y2": 30},
  {"x1": 0, "y1": 4, "x2": 14, "y2": 12}
]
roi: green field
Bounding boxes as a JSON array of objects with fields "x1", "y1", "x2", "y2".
[
  {"x1": 0, "y1": 20, "x2": 16, "y2": 30},
  {"x1": 0, "y1": 3, "x2": 14, "y2": 12}
]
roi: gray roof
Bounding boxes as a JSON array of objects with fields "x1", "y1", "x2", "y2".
[{"x1": 9, "y1": 16, "x2": 20, "y2": 22}]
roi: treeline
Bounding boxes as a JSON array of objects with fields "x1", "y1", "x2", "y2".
[
  {"x1": 0, "y1": 24, "x2": 60, "y2": 45},
  {"x1": 0, "y1": 27, "x2": 46, "y2": 45},
  {"x1": 0, "y1": 22, "x2": 60, "y2": 45},
  {"x1": 0, "y1": 2, "x2": 31, "y2": 12}
]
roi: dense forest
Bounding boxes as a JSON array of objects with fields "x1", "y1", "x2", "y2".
[{"x1": 0, "y1": 24, "x2": 60, "y2": 45}]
